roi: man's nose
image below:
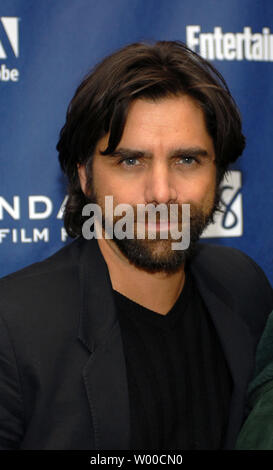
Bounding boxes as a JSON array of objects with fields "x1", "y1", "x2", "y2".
[{"x1": 144, "y1": 163, "x2": 177, "y2": 204}]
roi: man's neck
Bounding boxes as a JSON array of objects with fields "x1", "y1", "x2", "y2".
[{"x1": 97, "y1": 238, "x2": 186, "y2": 315}]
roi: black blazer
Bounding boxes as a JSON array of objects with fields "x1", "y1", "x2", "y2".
[{"x1": 0, "y1": 237, "x2": 272, "y2": 450}]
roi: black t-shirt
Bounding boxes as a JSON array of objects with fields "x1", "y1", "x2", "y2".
[{"x1": 113, "y1": 269, "x2": 233, "y2": 450}]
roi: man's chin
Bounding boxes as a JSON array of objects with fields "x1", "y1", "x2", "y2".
[{"x1": 111, "y1": 237, "x2": 189, "y2": 274}]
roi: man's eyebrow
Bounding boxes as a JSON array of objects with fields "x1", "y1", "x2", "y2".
[
  {"x1": 169, "y1": 147, "x2": 209, "y2": 158},
  {"x1": 101, "y1": 146, "x2": 210, "y2": 159},
  {"x1": 101, "y1": 148, "x2": 151, "y2": 158}
]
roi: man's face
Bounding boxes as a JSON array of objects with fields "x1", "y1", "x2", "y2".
[{"x1": 78, "y1": 94, "x2": 218, "y2": 273}]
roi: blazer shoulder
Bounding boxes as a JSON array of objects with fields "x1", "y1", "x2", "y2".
[
  {"x1": 194, "y1": 242, "x2": 272, "y2": 294},
  {"x1": 192, "y1": 242, "x2": 273, "y2": 338},
  {"x1": 0, "y1": 237, "x2": 83, "y2": 285},
  {"x1": 0, "y1": 237, "x2": 84, "y2": 322}
]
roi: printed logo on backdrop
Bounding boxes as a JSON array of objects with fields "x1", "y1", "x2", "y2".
[
  {"x1": 186, "y1": 25, "x2": 273, "y2": 61},
  {"x1": 0, "y1": 16, "x2": 20, "y2": 82},
  {"x1": 201, "y1": 170, "x2": 243, "y2": 238},
  {"x1": 0, "y1": 196, "x2": 68, "y2": 244},
  {"x1": 0, "y1": 171, "x2": 242, "y2": 244}
]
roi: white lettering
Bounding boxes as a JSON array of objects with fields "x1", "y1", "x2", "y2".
[
  {"x1": 57, "y1": 196, "x2": 68, "y2": 219},
  {"x1": 252, "y1": 33, "x2": 263, "y2": 60},
  {"x1": 12, "y1": 228, "x2": 17, "y2": 243},
  {"x1": 113, "y1": 204, "x2": 134, "y2": 240},
  {"x1": 104, "y1": 195, "x2": 113, "y2": 239},
  {"x1": 33, "y1": 228, "x2": 49, "y2": 242},
  {"x1": 21, "y1": 229, "x2": 32, "y2": 243},
  {"x1": 223, "y1": 33, "x2": 236, "y2": 60},
  {"x1": 200, "y1": 33, "x2": 215, "y2": 60},
  {"x1": 61, "y1": 227, "x2": 68, "y2": 242},
  {"x1": 269, "y1": 32, "x2": 273, "y2": 60},
  {"x1": 0, "y1": 64, "x2": 19, "y2": 82},
  {"x1": 186, "y1": 25, "x2": 200, "y2": 51},
  {"x1": 186, "y1": 25, "x2": 273, "y2": 62},
  {"x1": 82, "y1": 203, "x2": 102, "y2": 240},
  {"x1": 136, "y1": 203, "x2": 169, "y2": 240},
  {"x1": 235, "y1": 33, "x2": 244, "y2": 60},
  {"x1": 171, "y1": 204, "x2": 191, "y2": 251},
  {"x1": 0, "y1": 17, "x2": 19, "y2": 57},
  {"x1": 0, "y1": 196, "x2": 20, "y2": 220},
  {"x1": 244, "y1": 27, "x2": 253, "y2": 60},
  {"x1": 0, "y1": 228, "x2": 52, "y2": 243},
  {"x1": 263, "y1": 27, "x2": 270, "y2": 61},
  {"x1": 0, "y1": 229, "x2": 10, "y2": 243},
  {"x1": 29, "y1": 196, "x2": 53, "y2": 219},
  {"x1": 214, "y1": 27, "x2": 224, "y2": 60}
]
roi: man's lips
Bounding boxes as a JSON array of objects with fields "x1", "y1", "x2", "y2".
[{"x1": 144, "y1": 220, "x2": 181, "y2": 231}]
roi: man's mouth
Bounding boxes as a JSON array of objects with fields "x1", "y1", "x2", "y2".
[{"x1": 145, "y1": 220, "x2": 176, "y2": 231}]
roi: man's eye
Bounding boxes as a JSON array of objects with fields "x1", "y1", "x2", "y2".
[
  {"x1": 177, "y1": 156, "x2": 196, "y2": 165},
  {"x1": 120, "y1": 157, "x2": 140, "y2": 167}
]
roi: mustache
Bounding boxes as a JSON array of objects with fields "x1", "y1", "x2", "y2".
[{"x1": 110, "y1": 203, "x2": 200, "y2": 224}]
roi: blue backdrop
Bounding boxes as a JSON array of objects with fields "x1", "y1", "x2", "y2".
[{"x1": 0, "y1": 0, "x2": 272, "y2": 286}]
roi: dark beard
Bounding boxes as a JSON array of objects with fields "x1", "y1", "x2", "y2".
[
  {"x1": 86, "y1": 184, "x2": 221, "y2": 274},
  {"x1": 108, "y1": 209, "x2": 213, "y2": 274}
]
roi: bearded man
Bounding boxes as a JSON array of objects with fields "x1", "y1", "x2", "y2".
[{"x1": 0, "y1": 40, "x2": 272, "y2": 450}]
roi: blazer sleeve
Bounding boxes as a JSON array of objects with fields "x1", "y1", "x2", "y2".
[
  {"x1": 235, "y1": 310, "x2": 273, "y2": 449},
  {"x1": 235, "y1": 380, "x2": 273, "y2": 450},
  {"x1": 0, "y1": 313, "x2": 24, "y2": 449}
]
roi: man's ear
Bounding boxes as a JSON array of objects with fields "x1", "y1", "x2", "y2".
[{"x1": 77, "y1": 163, "x2": 88, "y2": 196}]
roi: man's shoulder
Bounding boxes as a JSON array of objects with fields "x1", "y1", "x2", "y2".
[
  {"x1": 0, "y1": 237, "x2": 83, "y2": 286},
  {"x1": 0, "y1": 238, "x2": 88, "y2": 387},
  {"x1": 192, "y1": 242, "x2": 273, "y2": 337},
  {"x1": 0, "y1": 237, "x2": 85, "y2": 320},
  {"x1": 193, "y1": 242, "x2": 272, "y2": 289},
  {"x1": 194, "y1": 241, "x2": 259, "y2": 266}
]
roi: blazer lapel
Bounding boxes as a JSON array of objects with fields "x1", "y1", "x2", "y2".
[
  {"x1": 190, "y1": 254, "x2": 255, "y2": 449},
  {"x1": 77, "y1": 238, "x2": 130, "y2": 450}
]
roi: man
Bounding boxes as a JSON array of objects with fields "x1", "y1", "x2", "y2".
[
  {"x1": 235, "y1": 309, "x2": 273, "y2": 449},
  {"x1": 0, "y1": 40, "x2": 272, "y2": 450}
]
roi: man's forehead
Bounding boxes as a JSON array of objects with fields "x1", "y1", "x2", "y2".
[{"x1": 94, "y1": 94, "x2": 214, "y2": 158}]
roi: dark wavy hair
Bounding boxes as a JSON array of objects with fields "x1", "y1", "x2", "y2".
[{"x1": 57, "y1": 40, "x2": 245, "y2": 238}]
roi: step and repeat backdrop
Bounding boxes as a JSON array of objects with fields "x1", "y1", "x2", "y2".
[{"x1": 0, "y1": 0, "x2": 272, "y2": 285}]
